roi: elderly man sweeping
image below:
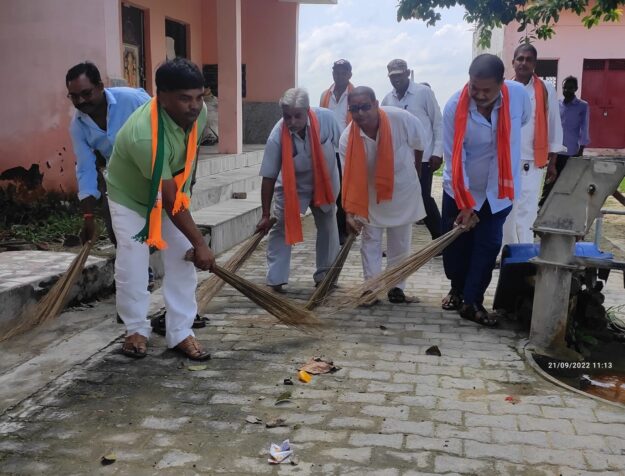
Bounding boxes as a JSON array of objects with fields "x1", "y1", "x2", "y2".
[
  {"x1": 256, "y1": 88, "x2": 341, "y2": 292},
  {"x1": 339, "y1": 86, "x2": 427, "y2": 304}
]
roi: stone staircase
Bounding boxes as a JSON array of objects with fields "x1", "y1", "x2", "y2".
[{"x1": 0, "y1": 145, "x2": 266, "y2": 325}]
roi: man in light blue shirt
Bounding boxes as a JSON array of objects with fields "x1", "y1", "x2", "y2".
[
  {"x1": 67, "y1": 61, "x2": 150, "y2": 244},
  {"x1": 256, "y1": 88, "x2": 341, "y2": 292},
  {"x1": 441, "y1": 54, "x2": 531, "y2": 326}
]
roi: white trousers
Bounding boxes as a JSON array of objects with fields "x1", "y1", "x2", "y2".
[
  {"x1": 503, "y1": 160, "x2": 544, "y2": 245},
  {"x1": 109, "y1": 200, "x2": 197, "y2": 348},
  {"x1": 266, "y1": 196, "x2": 340, "y2": 286},
  {"x1": 360, "y1": 223, "x2": 412, "y2": 290}
]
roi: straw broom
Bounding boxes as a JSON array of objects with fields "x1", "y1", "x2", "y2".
[
  {"x1": 305, "y1": 233, "x2": 356, "y2": 310},
  {"x1": 211, "y1": 265, "x2": 322, "y2": 331},
  {"x1": 343, "y1": 227, "x2": 464, "y2": 308},
  {"x1": 186, "y1": 249, "x2": 322, "y2": 331},
  {"x1": 0, "y1": 241, "x2": 93, "y2": 341},
  {"x1": 196, "y1": 227, "x2": 270, "y2": 313}
]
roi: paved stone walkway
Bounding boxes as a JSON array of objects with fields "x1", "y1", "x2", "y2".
[{"x1": 1, "y1": 218, "x2": 625, "y2": 475}]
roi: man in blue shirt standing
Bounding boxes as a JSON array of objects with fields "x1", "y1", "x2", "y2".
[
  {"x1": 540, "y1": 75, "x2": 590, "y2": 204},
  {"x1": 440, "y1": 54, "x2": 531, "y2": 326},
  {"x1": 66, "y1": 61, "x2": 150, "y2": 244}
]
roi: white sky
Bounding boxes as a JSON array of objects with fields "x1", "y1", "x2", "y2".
[{"x1": 297, "y1": 0, "x2": 474, "y2": 108}]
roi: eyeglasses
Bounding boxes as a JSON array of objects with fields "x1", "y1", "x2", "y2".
[
  {"x1": 67, "y1": 88, "x2": 95, "y2": 101},
  {"x1": 348, "y1": 103, "x2": 373, "y2": 113}
]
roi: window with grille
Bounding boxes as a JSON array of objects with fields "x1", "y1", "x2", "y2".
[{"x1": 536, "y1": 59, "x2": 558, "y2": 89}]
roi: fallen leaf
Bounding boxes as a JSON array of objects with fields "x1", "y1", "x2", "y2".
[
  {"x1": 275, "y1": 391, "x2": 292, "y2": 405},
  {"x1": 188, "y1": 365, "x2": 208, "y2": 371},
  {"x1": 245, "y1": 415, "x2": 262, "y2": 424},
  {"x1": 265, "y1": 417, "x2": 287, "y2": 428},
  {"x1": 299, "y1": 357, "x2": 339, "y2": 375},
  {"x1": 100, "y1": 452, "x2": 117, "y2": 465},
  {"x1": 425, "y1": 345, "x2": 442, "y2": 356}
]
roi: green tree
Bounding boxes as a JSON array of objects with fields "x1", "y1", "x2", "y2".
[{"x1": 397, "y1": 0, "x2": 623, "y2": 48}]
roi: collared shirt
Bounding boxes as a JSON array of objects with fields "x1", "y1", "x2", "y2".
[
  {"x1": 560, "y1": 97, "x2": 590, "y2": 156},
  {"x1": 69, "y1": 87, "x2": 151, "y2": 200},
  {"x1": 319, "y1": 85, "x2": 350, "y2": 132},
  {"x1": 106, "y1": 101, "x2": 207, "y2": 217},
  {"x1": 442, "y1": 80, "x2": 531, "y2": 213},
  {"x1": 381, "y1": 81, "x2": 443, "y2": 162},
  {"x1": 519, "y1": 76, "x2": 564, "y2": 162},
  {"x1": 338, "y1": 106, "x2": 427, "y2": 228},
  {"x1": 260, "y1": 107, "x2": 341, "y2": 213}
]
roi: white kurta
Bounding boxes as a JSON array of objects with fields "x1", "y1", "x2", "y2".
[
  {"x1": 503, "y1": 77, "x2": 564, "y2": 245},
  {"x1": 319, "y1": 85, "x2": 350, "y2": 132},
  {"x1": 338, "y1": 106, "x2": 427, "y2": 228}
]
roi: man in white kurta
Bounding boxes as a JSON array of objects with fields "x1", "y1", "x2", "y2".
[
  {"x1": 381, "y1": 59, "x2": 444, "y2": 240},
  {"x1": 502, "y1": 44, "x2": 563, "y2": 245},
  {"x1": 256, "y1": 88, "x2": 341, "y2": 291},
  {"x1": 339, "y1": 86, "x2": 426, "y2": 303}
]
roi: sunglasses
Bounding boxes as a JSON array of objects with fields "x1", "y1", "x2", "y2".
[{"x1": 348, "y1": 103, "x2": 373, "y2": 113}]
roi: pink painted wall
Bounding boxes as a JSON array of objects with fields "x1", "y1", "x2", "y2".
[
  {"x1": 201, "y1": 0, "x2": 299, "y2": 102},
  {"x1": 0, "y1": 0, "x2": 110, "y2": 194},
  {"x1": 128, "y1": 0, "x2": 204, "y2": 94},
  {"x1": 503, "y1": 12, "x2": 625, "y2": 92}
]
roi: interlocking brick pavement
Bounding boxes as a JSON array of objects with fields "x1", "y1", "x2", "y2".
[{"x1": 0, "y1": 211, "x2": 624, "y2": 475}]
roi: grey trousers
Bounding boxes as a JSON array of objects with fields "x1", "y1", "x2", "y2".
[{"x1": 266, "y1": 198, "x2": 340, "y2": 286}]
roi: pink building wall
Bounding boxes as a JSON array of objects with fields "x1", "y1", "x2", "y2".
[
  {"x1": 502, "y1": 13, "x2": 625, "y2": 91},
  {"x1": 202, "y1": 0, "x2": 299, "y2": 102},
  {"x1": 0, "y1": 0, "x2": 111, "y2": 194},
  {"x1": 1, "y1": 0, "x2": 301, "y2": 195}
]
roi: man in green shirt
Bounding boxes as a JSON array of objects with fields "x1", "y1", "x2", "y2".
[{"x1": 106, "y1": 58, "x2": 213, "y2": 360}]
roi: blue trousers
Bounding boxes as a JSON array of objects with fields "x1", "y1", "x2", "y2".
[{"x1": 441, "y1": 192, "x2": 511, "y2": 305}]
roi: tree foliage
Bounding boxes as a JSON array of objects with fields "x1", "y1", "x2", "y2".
[{"x1": 397, "y1": 0, "x2": 624, "y2": 48}]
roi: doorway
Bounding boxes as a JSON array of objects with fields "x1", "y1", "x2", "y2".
[
  {"x1": 121, "y1": 4, "x2": 147, "y2": 90},
  {"x1": 581, "y1": 59, "x2": 625, "y2": 149}
]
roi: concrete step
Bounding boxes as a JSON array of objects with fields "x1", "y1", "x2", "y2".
[
  {"x1": 194, "y1": 147, "x2": 264, "y2": 178},
  {"x1": 190, "y1": 165, "x2": 262, "y2": 211},
  {"x1": 193, "y1": 189, "x2": 262, "y2": 255}
]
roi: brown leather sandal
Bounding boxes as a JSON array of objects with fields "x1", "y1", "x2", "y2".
[
  {"x1": 174, "y1": 336, "x2": 211, "y2": 361},
  {"x1": 121, "y1": 332, "x2": 148, "y2": 359}
]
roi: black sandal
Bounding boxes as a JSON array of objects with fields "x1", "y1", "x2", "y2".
[
  {"x1": 151, "y1": 314, "x2": 209, "y2": 336},
  {"x1": 442, "y1": 289, "x2": 463, "y2": 311},
  {"x1": 459, "y1": 303, "x2": 498, "y2": 327},
  {"x1": 387, "y1": 287, "x2": 406, "y2": 303}
]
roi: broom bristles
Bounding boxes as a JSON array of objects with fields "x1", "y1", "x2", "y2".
[
  {"x1": 342, "y1": 227, "x2": 463, "y2": 308},
  {"x1": 196, "y1": 230, "x2": 265, "y2": 313},
  {"x1": 0, "y1": 241, "x2": 93, "y2": 342},
  {"x1": 211, "y1": 265, "x2": 322, "y2": 332},
  {"x1": 305, "y1": 233, "x2": 356, "y2": 310}
]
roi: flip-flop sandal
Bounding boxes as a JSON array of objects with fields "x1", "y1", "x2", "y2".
[
  {"x1": 151, "y1": 314, "x2": 208, "y2": 336},
  {"x1": 442, "y1": 289, "x2": 463, "y2": 311},
  {"x1": 121, "y1": 333, "x2": 148, "y2": 359},
  {"x1": 460, "y1": 304, "x2": 498, "y2": 327},
  {"x1": 174, "y1": 336, "x2": 211, "y2": 361}
]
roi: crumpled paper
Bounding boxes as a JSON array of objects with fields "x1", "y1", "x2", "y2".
[
  {"x1": 268, "y1": 439, "x2": 293, "y2": 464},
  {"x1": 298, "y1": 357, "x2": 339, "y2": 375}
]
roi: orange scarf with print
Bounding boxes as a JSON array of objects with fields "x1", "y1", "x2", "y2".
[
  {"x1": 341, "y1": 109, "x2": 394, "y2": 219},
  {"x1": 532, "y1": 74, "x2": 549, "y2": 167},
  {"x1": 281, "y1": 109, "x2": 334, "y2": 245},
  {"x1": 133, "y1": 98, "x2": 198, "y2": 250},
  {"x1": 321, "y1": 83, "x2": 354, "y2": 124},
  {"x1": 451, "y1": 83, "x2": 514, "y2": 210}
]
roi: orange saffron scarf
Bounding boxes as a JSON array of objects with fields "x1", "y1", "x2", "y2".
[
  {"x1": 321, "y1": 83, "x2": 354, "y2": 124},
  {"x1": 532, "y1": 74, "x2": 549, "y2": 167},
  {"x1": 451, "y1": 83, "x2": 514, "y2": 210},
  {"x1": 341, "y1": 109, "x2": 394, "y2": 219},
  {"x1": 280, "y1": 109, "x2": 334, "y2": 245},
  {"x1": 133, "y1": 98, "x2": 198, "y2": 250}
]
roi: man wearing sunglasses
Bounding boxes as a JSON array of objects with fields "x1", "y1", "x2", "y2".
[
  {"x1": 382, "y1": 59, "x2": 443, "y2": 242},
  {"x1": 66, "y1": 61, "x2": 150, "y2": 245},
  {"x1": 339, "y1": 86, "x2": 427, "y2": 304}
]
